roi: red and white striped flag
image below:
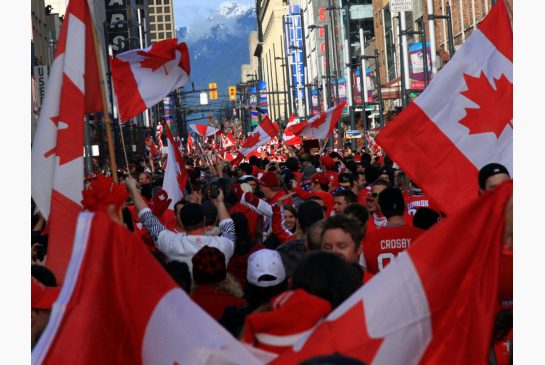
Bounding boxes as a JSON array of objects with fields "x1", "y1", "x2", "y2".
[
  {"x1": 189, "y1": 123, "x2": 219, "y2": 137},
  {"x1": 282, "y1": 113, "x2": 302, "y2": 146},
  {"x1": 292, "y1": 103, "x2": 346, "y2": 140},
  {"x1": 239, "y1": 115, "x2": 279, "y2": 156},
  {"x1": 221, "y1": 132, "x2": 236, "y2": 148},
  {"x1": 32, "y1": 212, "x2": 271, "y2": 365},
  {"x1": 273, "y1": 181, "x2": 513, "y2": 364},
  {"x1": 110, "y1": 38, "x2": 190, "y2": 122},
  {"x1": 375, "y1": 1, "x2": 512, "y2": 215},
  {"x1": 30, "y1": 0, "x2": 104, "y2": 283},
  {"x1": 155, "y1": 123, "x2": 164, "y2": 150}
]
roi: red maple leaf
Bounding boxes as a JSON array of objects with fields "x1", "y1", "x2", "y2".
[
  {"x1": 43, "y1": 75, "x2": 85, "y2": 165},
  {"x1": 138, "y1": 42, "x2": 176, "y2": 75},
  {"x1": 309, "y1": 114, "x2": 327, "y2": 129},
  {"x1": 242, "y1": 131, "x2": 261, "y2": 149},
  {"x1": 458, "y1": 71, "x2": 513, "y2": 138}
]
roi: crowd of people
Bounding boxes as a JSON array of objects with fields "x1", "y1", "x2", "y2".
[{"x1": 31, "y1": 142, "x2": 512, "y2": 364}]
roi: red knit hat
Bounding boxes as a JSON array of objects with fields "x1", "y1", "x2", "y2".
[
  {"x1": 192, "y1": 246, "x2": 227, "y2": 285},
  {"x1": 81, "y1": 174, "x2": 129, "y2": 213},
  {"x1": 320, "y1": 156, "x2": 335, "y2": 169},
  {"x1": 258, "y1": 171, "x2": 280, "y2": 189},
  {"x1": 243, "y1": 289, "x2": 332, "y2": 354}
]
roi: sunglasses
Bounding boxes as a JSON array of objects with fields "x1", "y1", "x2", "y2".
[{"x1": 371, "y1": 192, "x2": 379, "y2": 198}]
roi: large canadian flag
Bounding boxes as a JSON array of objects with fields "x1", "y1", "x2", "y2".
[
  {"x1": 189, "y1": 123, "x2": 219, "y2": 137},
  {"x1": 239, "y1": 115, "x2": 279, "y2": 156},
  {"x1": 31, "y1": 212, "x2": 272, "y2": 365},
  {"x1": 162, "y1": 124, "x2": 187, "y2": 209},
  {"x1": 292, "y1": 103, "x2": 346, "y2": 140},
  {"x1": 282, "y1": 113, "x2": 303, "y2": 146},
  {"x1": 375, "y1": 1, "x2": 512, "y2": 215},
  {"x1": 30, "y1": 0, "x2": 103, "y2": 283},
  {"x1": 273, "y1": 181, "x2": 512, "y2": 364},
  {"x1": 110, "y1": 38, "x2": 190, "y2": 122}
]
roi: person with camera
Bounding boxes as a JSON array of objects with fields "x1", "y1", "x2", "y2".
[{"x1": 125, "y1": 176, "x2": 236, "y2": 273}]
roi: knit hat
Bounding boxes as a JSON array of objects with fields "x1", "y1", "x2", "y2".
[
  {"x1": 320, "y1": 156, "x2": 335, "y2": 169},
  {"x1": 191, "y1": 246, "x2": 227, "y2": 285},
  {"x1": 180, "y1": 203, "x2": 205, "y2": 227},
  {"x1": 247, "y1": 249, "x2": 286, "y2": 288},
  {"x1": 258, "y1": 171, "x2": 280, "y2": 189},
  {"x1": 31, "y1": 278, "x2": 60, "y2": 310},
  {"x1": 478, "y1": 163, "x2": 510, "y2": 190}
]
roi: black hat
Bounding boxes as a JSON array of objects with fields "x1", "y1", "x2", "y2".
[
  {"x1": 299, "y1": 353, "x2": 366, "y2": 365},
  {"x1": 297, "y1": 200, "x2": 325, "y2": 230},
  {"x1": 180, "y1": 203, "x2": 205, "y2": 227},
  {"x1": 478, "y1": 163, "x2": 510, "y2": 190}
]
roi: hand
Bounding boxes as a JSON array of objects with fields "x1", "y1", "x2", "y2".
[
  {"x1": 291, "y1": 180, "x2": 298, "y2": 190},
  {"x1": 125, "y1": 176, "x2": 139, "y2": 194}
]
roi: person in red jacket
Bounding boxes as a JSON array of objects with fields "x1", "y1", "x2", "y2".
[
  {"x1": 363, "y1": 188, "x2": 424, "y2": 274},
  {"x1": 190, "y1": 246, "x2": 246, "y2": 320},
  {"x1": 320, "y1": 156, "x2": 339, "y2": 190},
  {"x1": 365, "y1": 179, "x2": 390, "y2": 235}
]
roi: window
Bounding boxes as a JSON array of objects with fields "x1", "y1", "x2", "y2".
[
  {"x1": 165, "y1": 24, "x2": 171, "y2": 31},
  {"x1": 157, "y1": 15, "x2": 163, "y2": 22},
  {"x1": 150, "y1": 23, "x2": 156, "y2": 31},
  {"x1": 164, "y1": 0, "x2": 170, "y2": 4},
  {"x1": 158, "y1": 24, "x2": 164, "y2": 31},
  {"x1": 165, "y1": 15, "x2": 171, "y2": 22},
  {"x1": 383, "y1": 7, "x2": 397, "y2": 81},
  {"x1": 156, "y1": 0, "x2": 162, "y2": 5}
]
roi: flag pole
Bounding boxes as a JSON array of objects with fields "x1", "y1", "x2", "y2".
[
  {"x1": 90, "y1": 18, "x2": 119, "y2": 182},
  {"x1": 118, "y1": 122, "x2": 130, "y2": 170}
]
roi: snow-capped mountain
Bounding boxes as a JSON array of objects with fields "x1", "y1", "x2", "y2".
[{"x1": 177, "y1": 1, "x2": 257, "y2": 123}]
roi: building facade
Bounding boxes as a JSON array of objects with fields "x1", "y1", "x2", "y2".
[{"x1": 148, "y1": 0, "x2": 176, "y2": 42}]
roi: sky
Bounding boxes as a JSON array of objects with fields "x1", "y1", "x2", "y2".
[{"x1": 173, "y1": 0, "x2": 255, "y2": 29}]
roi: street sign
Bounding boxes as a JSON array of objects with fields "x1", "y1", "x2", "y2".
[
  {"x1": 345, "y1": 130, "x2": 363, "y2": 139},
  {"x1": 390, "y1": 0, "x2": 413, "y2": 12}
]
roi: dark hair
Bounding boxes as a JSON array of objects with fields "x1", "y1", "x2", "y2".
[
  {"x1": 285, "y1": 157, "x2": 300, "y2": 172},
  {"x1": 371, "y1": 178, "x2": 391, "y2": 189},
  {"x1": 363, "y1": 166, "x2": 379, "y2": 185},
  {"x1": 292, "y1": 251, "x2": 361, "y2": 309},
  {"x1": 238, "y1": 162, "x2": 252, "y2": 175},
  {"x1": 165, "y1": 260, "x2": 192, "y2": 294},
  {"x1": 413, "y1": 207, "x2": 440, "y2": 230},
  {"x1": 244, "y1": 280, "x2": 289, "y2": 309},
  {"x1": 122, "y1": 207, "x2": 134, "y2": 232},
  {"x1": 343, "y1": 203, "x2": 370, "y2": 228},
  {"x1": 378, "y1": 188, "x2": 405, "y2": 219},
  {"x1": 31, "y1": 265, "x2": 57, "y2": 287},
  {"x1": 333, "y1": 189, "x2": 357, "y2": 204},
  {"x1": 321, "y1": 215, "x2": 363, "y2": 248},
  {"x1": 345, "y1": 160, "x2": 358, "y2": 173}
]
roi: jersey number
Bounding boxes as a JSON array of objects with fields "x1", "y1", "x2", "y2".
[{"x1": 377, "y1": 253, "x2": 395, "y2": 271}]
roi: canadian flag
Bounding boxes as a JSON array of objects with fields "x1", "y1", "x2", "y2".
[
  {"x1": 189, "y1": 123, "x2": 219, "y2": 137},
  {"x1": 239, "y1": 115, "x2": 279, "y2": 156},
  {"x1": 144, "y1": 137, "x2": 159, "y2": 157},
  {"x1": 187, "y1": 132, "x2": 194, "y2": 151},
  {"x1": 30, "y1": 0, "x2": 103, "y2": 283},
  {"x1": 162, "y1": 124, "x2": 187, "y2": 209},
  {"x1": 375, "y1": 1, "x2": 512, "y2": 215},
  {"x1": 221, "y1": 132, "x2": 236, "y2": 148},
  {"x1": 110, "y1": 38, "x2": 190, "y2": 122},
  {"x1": 31, "y1": 212, "x2": 271, "y2": 365},
  {"x1": 273, "y1": 181, "x2": 513, "y2": 364},
  {"x1": 282, "y1": 113, "x2": 302, "y2": 146},
  {"x1": 292, "y1": 103, "x2": 346, "y2": 140}
]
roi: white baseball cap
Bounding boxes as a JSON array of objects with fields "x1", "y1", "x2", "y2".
[{"x1": 247, "y1": 249, "x2": 286, "y2": 287}]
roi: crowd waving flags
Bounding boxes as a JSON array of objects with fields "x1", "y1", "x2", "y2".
[{"x1": 30, "y1": 0, "x2": 513, "y2": 364}]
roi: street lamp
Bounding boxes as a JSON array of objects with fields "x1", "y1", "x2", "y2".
[{"x1": 308, "y1": 24, "x2": 331, "y2": 110}]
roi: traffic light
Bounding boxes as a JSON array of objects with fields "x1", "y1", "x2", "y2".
[
  {"x1": 208, "y1": 82, "x2": 217, "y2": 100},
  {"x1": 228, "y1": 86, "x2": 237, "y2": 102}
]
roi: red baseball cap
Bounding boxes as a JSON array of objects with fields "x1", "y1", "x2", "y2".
[
  {"x1": 311, "y1": 172, "x2": 329, "y2": 186},
  {"x1": 258, "y1": 172, "x2": 280, "y2": 189},
  {"x1": 31, "y1": 278, "x2": 60, "y2": 310}
]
